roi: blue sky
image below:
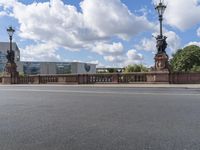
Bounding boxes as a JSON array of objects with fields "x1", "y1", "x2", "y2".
[{"x1": 0, "y1": 0, "x2": 200, "y2": 67}]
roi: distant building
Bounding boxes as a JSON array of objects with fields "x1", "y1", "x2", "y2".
[
  {"x1": 0, "y1": 42, "x2": 96, "y2": 75},
  {"x1": 97, "y1": 68, "x2": 124, "y2": 73},
  {"x1": 17, "y1": 62, "x2": 96, "y2": 75},
  {"x1": 0, "y1": 42, "x2": 20, "y2": 72}
]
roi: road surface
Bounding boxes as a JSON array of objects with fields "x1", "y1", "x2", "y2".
[{"x1": 0, "y1": 85, "x2": 200, "y2": 150}]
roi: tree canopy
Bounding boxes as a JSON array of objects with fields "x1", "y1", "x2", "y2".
[
  {"x1": 124, "y1": 64, "x2": 148, "y2": 73},
  {"x1": 170, "y1": 45, "x2": 200, "y2": 72}
]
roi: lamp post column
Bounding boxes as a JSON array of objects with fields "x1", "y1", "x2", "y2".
[
  {"x1": 3, "y1": 26, "x2": 19, "y2": 84},
  {"x1": 159, "y1": 15, "x2": 163, "y2": 37},
  {"x1": 154, "y1": 0, "x2": 169, "y2": 71},
  {"x1": 9, "y1": 35, "x2": 12, "y2": 55}
]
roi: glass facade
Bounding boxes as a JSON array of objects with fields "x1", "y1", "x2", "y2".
[
  {"x1": 23, "y1": 62, "x2": 41, "y2": 75},
  {"x1": 56, "y1": 63, "x2": 71, "y2": 74},
  {"x1": 0, "y1": 43, "x2": 94, "y2": 75},
  {"x1": 22, "y1": 62, "x2": 72, "y2": 75},
  {"x1": 0, "y1": 51, "x2": 7, "y2": 72}
]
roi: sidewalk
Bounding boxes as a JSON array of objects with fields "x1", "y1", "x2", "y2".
[
  {"x1": 69, "y1": 84, "x2": 200, "y2": 89},
  {"x1": 1, "y1": 84, "x2": 200, "y2": 89}
]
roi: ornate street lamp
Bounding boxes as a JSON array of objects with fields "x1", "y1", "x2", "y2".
[
  {"x1": 154, "y1": 0, "x2": 169, "y2": 71},
  {"x1": 6, "y1": 26, "x2": 15, "y2": 63},
  {"x1": 155, "y1": 0, "x2": 166, "y2": 38},
  {"x1": 4, "y1": 26, "x2": 18, "y2": 84}
]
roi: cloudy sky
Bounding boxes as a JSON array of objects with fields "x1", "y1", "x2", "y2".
[{"x1": 0, "y1": 0, "x2": 199, "y2": 67}]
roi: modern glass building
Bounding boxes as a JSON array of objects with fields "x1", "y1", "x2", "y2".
[
  {"x1": 0, "y1": 42, "x2": 20, "y2": 73},
  {"x1": 0, "y1": 51, "x2": 7, "y2": 72},
  {"x1": 0, "y1": 42, "x2": 96, "y2": 75},
  {"x1": 18, "y1": 61, "x2": 96, "y2": 75}
]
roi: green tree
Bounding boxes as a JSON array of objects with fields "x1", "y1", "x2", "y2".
[
  {"x1": 124, "y1": 64, "x2": 148, "y2": 73},
  {"x1": 170, "y1": 45, "x2": 200, "y2": 72},
  {"x1": 107, "y1": 68, "x2": 115, "y2": 73},
  {"x1": 191, "y1": 65, "x2": 200, "y2": 72}
]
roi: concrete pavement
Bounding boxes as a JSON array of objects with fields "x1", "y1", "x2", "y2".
[{"x1": 0, "y1": 85, "x2": 200, "y2": 150}]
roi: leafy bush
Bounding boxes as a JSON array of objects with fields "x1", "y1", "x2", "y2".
[{"x1": 124, "y1": 64, "x2": 148, "y2": 73}]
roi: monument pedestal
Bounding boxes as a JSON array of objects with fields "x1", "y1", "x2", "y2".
[
  {"x1": 154, "y1": 53, "x2": 169, "y2": 71},
  {"x1": 2, "y1": 62, "x2": 19, "y2": 84},
  {"x1": 147, "y1": 71, "x2": 170, "y2": 83},
  {"x1": 147, "y1": 53, "x2": 170, "y2": 83}
]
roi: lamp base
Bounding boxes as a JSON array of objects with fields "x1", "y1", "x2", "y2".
[{"x1": 2, "y1": 62, "x2": 19, "y2": 84}]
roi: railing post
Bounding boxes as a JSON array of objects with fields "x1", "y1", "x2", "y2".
[
  {"x1": 112, "y1": 74, "x2": 119, "y2": 84},
  {"x1": 78, "y1": 74, "x2": 81, "y2": 84},
  {"x1": 78, "y1": 74, "x2": 86, "y2": 84}
]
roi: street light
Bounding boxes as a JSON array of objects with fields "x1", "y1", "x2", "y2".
[
  {"x1": 155, "y1": 0, "x2": 166, "y2": 37},
  {"x1": 4, "y1": 26, "x2": 18, "y2": 84},
  {"x1": 155, "y1": 0, "x2": 167, "y2": 54},
  {"x1": 154, "y1": 0, "x2": 169, "y2": 71},
  {"x1": 7, "y1": 26, "x2": 15, "y2": 60}
]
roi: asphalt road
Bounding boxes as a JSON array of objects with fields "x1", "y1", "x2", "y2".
[{"x1": 0, "y1": 85, "x2": 200, "y2": 150}]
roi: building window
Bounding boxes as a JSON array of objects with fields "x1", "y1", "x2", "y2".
[
  {"x1": 23, "y1": 62, "x2": 40, "y2": 75},
  {"x1": 56, "y1": 63, "x2": 71, "y2": 74},
  {"x1": 0, "y1": 51, "x2": 7, "y2": 72}
]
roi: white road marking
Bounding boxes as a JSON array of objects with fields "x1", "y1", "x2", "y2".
[{"x1": 0, "y1": 88, "x2": 200, "y2": 96}]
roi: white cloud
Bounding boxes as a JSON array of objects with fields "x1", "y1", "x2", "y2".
[
  {"x1": 92, "y1": 42, "x2": 124, "y2": 55},
  {"x1": 104, "y1": 49, "x2": 144, "y2": 67},
  {"x1": 0, "y1": 0, "x2": 153, "y2": 48},
  {"x1": 81, "y1": 0, "x2": 153, "y2": 40},
  {"x1": 197, "y1": 27, "x2": 200, "y2": 37},
  {"x1": 134, "y1": 37, "x2": 156, "y2": 52},
  {"x1": 12, "y1": 0, "x2": 86, "y2": 49},
  {"x1": 0, "y1": 11, "x2": 8, "y2": 17},
  {"x1": 104, "y1": 55, "x2": 125, "y2": 63},
  {"x1": 153, "y1": 0, "x2": 200, "y2": 30},
  {"x1": 124, "y1": 49, "x2": 144, "y2": 66},
  {"x1": 165, "y1": 31, "x2": 181, "y2": 53},
  {"x1": 186, "y1": 41, "x2": 200, "y2": 47},
  {"x1": 127, "y1": 49, "x2": 144, "y2": 60},
  {"x1": 20, "y1": 42, "x2": 61, "y2": 62},
  {"x1": 0, "y1": 0, "x2": 154, "y2": 61},
  {"x1": 0, "y1": 0, "x2": 17, "y2": 9}
]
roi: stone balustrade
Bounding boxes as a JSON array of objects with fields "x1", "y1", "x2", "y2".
[
  {"x1": 1, "y1": 72, "x2": 200, "y2": 84},
  {"x1": 170, "y1": 72, "x2": 200, "y2": 84}
]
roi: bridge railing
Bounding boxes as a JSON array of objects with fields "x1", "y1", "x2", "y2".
[
  {"x1": 2, "y1": 72, "x2": 200, "y2": 84},
  {"x1": 17, "y1": 73, "x2": 150, "y2": 84},
  {"x1": 118, "y1": 73, "x2": 147, "y2": 83},
  {"x1": 170, "y1": 72, "x2": 200, "y2": 84},
  {"x1": 18, "y1": 76, "x2": 34, "y2": 84}
]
